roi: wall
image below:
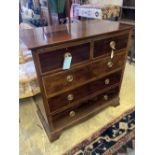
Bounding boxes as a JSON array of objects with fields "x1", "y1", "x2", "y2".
[{"x1": 88, "y1": 0, "x2": 123, "y2": 6}]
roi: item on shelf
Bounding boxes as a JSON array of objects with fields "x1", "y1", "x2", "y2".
[
  {"x1": 30, "y1": 18, "x2": 48, "y2": 27},
  {"x1": 73, "y1": 4, "x2": 120, "y2": 20},
  {"x1": 33, "y1": 7, "x2": 41, "y2": 15},
  {"x1": 22, "y1": 6, "x2": 34, "y2": 18},
  {"x1": 50, "y1": 0, "x2": 67, "y2": 14}
]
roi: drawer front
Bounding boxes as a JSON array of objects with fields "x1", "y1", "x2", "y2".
[
  {"x1": 48, "y1": 83, "x2": 90, "y2": 112},
  {"x1": 48, "y1": 71, "x2": 122, "y2": 112},
  {"x1": 43, "y1": 65, "x2": 92, "y2": 97},
  {"x1": 52, "y1": 86, "x2": 119, "y2": 128},
  {"x1": 38, "y1": 43, "x2": 90, "y2": 73},
  {"x1": 92, "y1": 52, "x2": 126, "y2": 77},
  {"x1": 43, "y1": 52, "x2": 126, "y2": 98},
  {"x1": 94, "y1": 34, "x2": 129, "y2": 57}
]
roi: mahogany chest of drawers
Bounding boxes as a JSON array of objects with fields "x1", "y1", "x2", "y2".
[{"x1": 20, "y1": 20, "x2": 133, "y2": 142}]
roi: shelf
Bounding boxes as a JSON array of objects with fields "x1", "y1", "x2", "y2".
[{"x1": 122, "y1": 6, "x2": 135, "y2": 10}]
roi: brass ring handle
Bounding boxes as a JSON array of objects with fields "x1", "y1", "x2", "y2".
[
  {"x1": 66, "y1": 75, "x2": 73, "y2": 82},
  {"x1": 105, "y1": 78, "x2": 110, "y2": 85},
  {"x1": 110, "y1": 41, "x2": 116, "y2": 59},
  {"x1": 69, "y1": 111, "x2": 75, "y2": 117},
  {"x1": 107, "y1": 61, "x2": 113, "y2": 68},
  {"x1": 104, "y1": 95, "x2": 108, "y2": 101},
  {"x1": 67, "y1": 94, "x2": 74, "y2": 101},
  {"x1": 110, "y1": 41, "x2": 116, "y2": 50},
  {"x1": 64, "y1": 52, "x2": 72, "y2": 58}
]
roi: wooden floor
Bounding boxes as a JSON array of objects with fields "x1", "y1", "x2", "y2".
[{"x1": 19, "y1": 62, "x2": 135, "y2": 155}]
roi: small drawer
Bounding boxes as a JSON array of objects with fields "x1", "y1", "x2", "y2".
[
  {"x1": 52, "y1": 86, "x2": 119, "y2": 128},
  {"x1": 38, "y1": 43, "x2": 90, "y2": 73},
  {"x1": 92, "y1": 52, "x2": 126, "y2": 77},
  {"x1": 94, "y1": 33, "x2": 129, "y2": 57},
  {"x1": 48, "y1": 71, "x2": 122, "y2": 112}
]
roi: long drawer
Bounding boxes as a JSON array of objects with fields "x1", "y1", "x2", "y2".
[
  {"x1": 48, "y1": 71, "x2": 122, "y2": 113},
  {"x1": 52, "y1": 86, "x2": 119, "y2": 129},
  {"x1": 42, "y1": 52, "x2": 126, "y2": 98}
]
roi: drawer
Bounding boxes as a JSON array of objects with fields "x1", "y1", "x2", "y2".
[
  {"x1": 92, "y1": 52, "x2": 126, "y2": 77},
  {"x1": 43, "y1": 52, "x2": 126, "y2": 98},
  {"x1": 52, "y1": 86, "x2": 119, "y2": 128},
  {"x1": 38, "y1": 43, "x2": 90, "y2": 73},
  {"x1": 94, "y1": 33, "x2": 129, "y2": 57},
  {"x1": 43, "y1": 65, "x2": 93, "y2": 97},
  {"x1": 48, "y1": 71, "x2": 122, "y2": 112}
]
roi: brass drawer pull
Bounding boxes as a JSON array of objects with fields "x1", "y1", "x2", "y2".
[
  {"x1": 104, "y1": 95, "x2": 109, "y2": 100},
  {"x1": 110, "y1": 41, "x2": 116, "y2": 59},
  {"x1": 110, "y1": 41, "x2": 116, "y2": 50},
  {"x1": 105, "y1": 78, "x2": 110, "y2": 85},
  {"x1": 64, "y1": 52, "x2": 72, "y2": 58},
  {"x1": 107, "y1": 61, "x2": 113, "y2": 68},
  {"x1": 66, "y1": 75, "x2": 73, "y2": 82},
  {"x1": 67, "y1": 94, "x2": 74, "y2": 101},
  {"x1": 69, "y1": 111, "x2": 75, "y2": 117}
]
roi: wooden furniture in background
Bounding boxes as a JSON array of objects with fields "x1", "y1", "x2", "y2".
[
  {"x1": 20, "y1": 20, "x2": 133, "y2": 142},
  {"x1": 39, "y1": 0, "x2": 52, "y2": 25},
  {"x1": 119, "y1": 0, "x2": 135, "y2": 63},
  {"x1": 120, "y1": 0, "x2": 135, "y2": 23},
  {"x1": 39, "y1": 0, "x2": 72, "y2": 25}
]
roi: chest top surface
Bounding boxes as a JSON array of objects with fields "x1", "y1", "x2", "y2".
[{"x1": 19, "y1": 20, "x2": 133, "y2": 50}]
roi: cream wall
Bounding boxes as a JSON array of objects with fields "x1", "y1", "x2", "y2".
[{"x1": 88, "y1": 0, "x2": 123, "y2": 6}]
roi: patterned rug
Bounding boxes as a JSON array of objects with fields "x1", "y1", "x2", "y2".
[{"x1": 64, "y1": 108, "x2": 135, "y2": 155}]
